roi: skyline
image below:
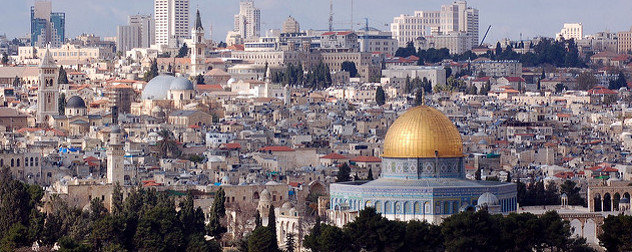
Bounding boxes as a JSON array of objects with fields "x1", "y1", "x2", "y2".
[{"x1": 1, "y1": 0, "x2": 632, "y2": 44}]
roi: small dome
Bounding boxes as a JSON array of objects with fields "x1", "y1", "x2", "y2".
[
  {"x1": 221, "y1": 176, "x2": 230, "y2": 185},
  {"x1": 477, "y1": 192, "x2": 499, "y2": 206},
  {"x1": 169, "y1": 77, "x2": 194, "y2": 91},
  {"x1": 66, "y1": 96, "x2": 86, "y2": 109},
  {"x1": 282, "y1": 201, "x2": 293, "y2": 209},
  {"x1": 260, "y1": 189, "x2": 271, "y2": 201},
  {"x1": 382, "y1": 105, "x2": 463, "y2": 158}
]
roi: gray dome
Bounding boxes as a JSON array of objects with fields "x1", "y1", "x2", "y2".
[
  {"x1": 169, "y1": 77, "x2": 194, "y2": 91},
  {"x1": 141, "y1": 75, "x2": 176, "y2": 100},
  {"x1": 477, "y1": 192, "x2": 499, "y2": 206},
  {"x1": 66, "y1": 96, "x2": 86, "y2": 109}
]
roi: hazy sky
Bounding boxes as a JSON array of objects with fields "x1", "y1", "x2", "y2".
[{"x1": 1, "y1": 0, "x2": 631, "y2": 43}]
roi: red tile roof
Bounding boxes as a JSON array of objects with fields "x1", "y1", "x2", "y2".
[
  {"x1": 224, "y1": 143, "x2": 241, "y2": 149},
  {"x1": 320, "y1": 153, "x2": 348, "y2": 159},
  {"x1": 350, "y1": 156, "x2": 381, "y2": 162},
  {"x1": 259, "y1": 146, "x2": 295, "y2": 152}
]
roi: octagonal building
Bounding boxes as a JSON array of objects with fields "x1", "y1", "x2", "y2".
[{"x1": 328, "y1": 105, "x2": 517, "y2": 225}]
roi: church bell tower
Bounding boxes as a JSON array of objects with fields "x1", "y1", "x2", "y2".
[
  {"x1": 190, "y1": 9, "x2": 206, "y2": 77},
  {"x1": 37, "y1": 48, "x2": 59, "y2": 127}
]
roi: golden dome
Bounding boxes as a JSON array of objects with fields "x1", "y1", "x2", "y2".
[{"x1": 382, "y1": 105, "x2": 463, "y2": 158}]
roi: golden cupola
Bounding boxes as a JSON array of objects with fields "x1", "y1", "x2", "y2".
[{"x1": 382, "y1": 105, "x2": 463, "y2": 158}]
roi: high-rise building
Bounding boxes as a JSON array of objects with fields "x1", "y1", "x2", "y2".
[
  {"x1": 116, "y1": 25, "x2": 140, "y2": 53},
  {"x1": 129, "y1": 15, "x2": 155, "y2": 48},
  {"x1": 154, "y1": 0, "x2": 190, "y2": 48},
  {"x1": 556, "y1": 23, "x2": 583, "y2": 41},
  {"x1": 282, "y1": 16, "x2": 300, "y2": 34},
  {"x1": 37, "y1": 49, "x2": 59, "y2": 126},
  {"x1": 31, "y1": 1, "x2": 65, "y2": 48},
  {"x1": 116, "y1": 15, "x2": 154, "y2": 53},
  {"x1": 390, "y1": 1, "x2": 478, "y2": 48},
  {"x1": 234, "y1": 0, "x2": 261, "y2": 39}
]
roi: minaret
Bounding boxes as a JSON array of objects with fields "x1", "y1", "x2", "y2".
[
  {"x1": 107, "y1": 125, "x2": 125, "y2": 184},
  {"x1": 190, "y1": 9, "x2": 206, "y2": 77},
  {"x1": 37, "y1": 48, "x2": 59, "y2": 127}
]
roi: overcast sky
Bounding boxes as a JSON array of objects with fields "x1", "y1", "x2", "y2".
[{"x1": 1, "y1": 0, "x2": 631, "y2": 44}]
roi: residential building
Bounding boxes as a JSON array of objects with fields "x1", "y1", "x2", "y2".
[
  {"x1": 618, "y1": 27, "x2": 632, "y2": 54},
  {"x1": 129, "y1": 15, "x2": 155, "y2": 48},
  {"x1": 390, "y1": 1, "x2": 478, "y2": 47},
  {"x1": 234, "y1": 0, "x2": 261, "y2": 40},
  {"x1": 356, "y1": 29, "x2": 398, "y2": 55},
  {"x1": 154, "y1": 0, "x2": 190, "y2": 48},
  {"x1": 30, "y1": 1, "x2": 65, "y2": 48},
  {"x1": 282, "y1": 16, "x2": 300, "y2": 34},
  {"x1": 556, "y1": 23, "x2": 583, "y2": 41}
]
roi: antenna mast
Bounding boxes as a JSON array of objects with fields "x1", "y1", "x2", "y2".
[
  {"x1": 329, "y1": 0, "x2": 334, "y2": 32},
  {"x1": 350, "y1": 0, "x2": 353, "y2": 31}
]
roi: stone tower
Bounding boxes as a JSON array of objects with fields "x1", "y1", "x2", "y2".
[
  {"x1": 107, "y1": 125, "x2": 125, "y2": 184},
  {"x1": 190, "y1": 9, "x2": 206, "y2": 76},
  {"x1": 37, "y1": 48, "x2": 59, "y2": 126}
]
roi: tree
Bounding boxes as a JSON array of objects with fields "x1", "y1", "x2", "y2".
[
  {"x1": 345, "y1": 207, "x2": 405, "y2": 251},
  {"x1": 441, "y1": 210, "x2": 502, "y2": 252},
  {"x1": 336, "y1": 163, "x2": 351, "y2": 182},
  {"x1": 599, "y1": 214, "x2": 632, "y2": 252},
  {"x1": 177, "y1": 42, "x2": 189, "y2": 58},
  {"x1": 268, "y1": 205, "x2": 276, "y2": 236},
  {"x1": 144, "y1": 59, "x2": 159, "y2": 82},
  {"x1": 403, "y1": 220, "x2": 443, "y2": 252},
  {"x1": 559, "y1": 180, "x2": 585, "y2": 206},
  {"x1": 414, "y1": 89, "x2": 424, "y2": 106},
  {"x1": 207, "y1": 188, "x2": 226, "y2": 239},
  {"x1": 255, "y1": 210, "x2": 262, "y2": 228},
  {"x1": 195, "y1": 74, "x2": 205, "y2": 84},
  {"x1": 303, "y1": 216, "x2": 321, "y2": 252},
  {"x1": 0, "y1": 53, "x2": 7, "y2": 65},
  {"x1": 394, "y1": 41, "x2": 416, "y2": 58},
  {"x1": 367, "y1": 168, "x2": 374, "y2": 180},
  {"x1": 12, "y1": 76, "x2": 20, "y2": 88},
  {"x1": 475, "y1": 168, "x2": 482, "y2": 180},
  {"x1": 58, "y1": 93, "x2": 66, "y2": 115},
  {"x1": 577, "y1": 71, "x2": 598, "y2": 90},
  {"x1": 247, "y1": 226, "x2": 280, "y2": 252},
  {"x1": 58, "y1": 66, "x2": 69, "y2": 84},
  {"x1": 375, "y1": 86, "x2": 385, "y2": 106},
  {"x1": 609, "y1": 72, "x2": 627, "y2": 90},
  {"x1": 495, "y1": 41, "x2": 503, "y2": 56},
  {"x1": 285, "y1": 233, "x2": 295, "y2": 252},
  {"x1": 341, "y1": 61, "x2": 358, "y2": 78}
]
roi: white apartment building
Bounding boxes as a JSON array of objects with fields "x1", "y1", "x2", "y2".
[
  {"x1": 419, "y1": 31, "x2": 472, "y2": 54},
  {"x1": 382, "y1": 66, "x2": 447, "y2": 87},
  {"x1": 356, "y1": 29, "x2": 398, "y2": 55},
  {"x1": 234, "y1": 0, "x2": 261, "y2": 40},
  {"x1": 391, "y1": 1, "x2": 478, "y2": 48},
  {"x1": 556, "y1": 23, "x2": 583, "y2": 41},
  {"x1": 154, "y1": 0, "x2": 190, "y2": 48}
]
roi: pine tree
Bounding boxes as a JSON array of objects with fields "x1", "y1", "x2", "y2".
[
  {"x1": 336, "y1": 163, "x2": 351, "y2": 182},
  {"x1": 177, "y1": 42, "x2": 189, "y2": 58},
  {"x1": 207, "y1": 188, "x2": 226, "y2": 239},
  {"x1": 195, "y1": 74, "x2": 204, "y2": 84},
  {"x1": 144, "y1": 59, "x2": 159, "y2": 82},
  {"x1": 255, "y1": 210, "x2": 262, "y2": 228},
  {"x1": 285, "y1": 233, "x2": 295, "y2": 252},
  {"x1": 58, "y1": 66, "x2": 68, "y2": 84},
  {"x1": 58, "y1": 93, "x2": 66, "y2": 115},
  {"x1": 367, "y1": 168, "x2": 374, "y2": 180},
  {"x1": 375, "y1": 86, "x2": 385, "y2": 106},
  {"x1": 12, "y1": 76, "x2": 20, "y2": 87}
]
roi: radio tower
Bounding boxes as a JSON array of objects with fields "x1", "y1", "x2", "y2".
[{"x1": 329, "y1": 0, "x2": 333, "y2": 32}]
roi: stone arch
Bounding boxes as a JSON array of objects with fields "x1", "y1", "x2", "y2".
[
  {"x1": 414, "y1": 201, "x2": 421, "y2": 215},
  {"x1": 593, "y1": 193, "x2": 602, "y2": 212},
  {"x1": 614, "y1": 192, "x2": 621, "y2": 211},
  {"x1": 404, "y1": 201, "x2": 411, "y2": 215},
  {"x1": 385, "y1": 201, "x2": 392, "y2": 214},
  {"x1": 624, "y1": 192, "x2": 631, "y2": 200},
  {"x1": 253, "y1": 191, "x2": 260, "y2": 200},
  {"x1": 603, "y1": 193, "x2": 612, "y2": 211},
  {"x1": 424, "y1": 201, "x2": 431, "y2": 214},
  {"x1": 375, "y1": 201, "x2": 382, "y2": 213}
]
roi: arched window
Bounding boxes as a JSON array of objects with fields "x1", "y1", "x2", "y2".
[
  {"x1": 16, "y1": 158, "x2": 20, "y2": 167},
  {"x1": 198, "y1": 48, "x2": 202, "y2": 54},
  {"x1": 180, "y1": 93, "x2": 183, "y2": 100},
  {"x1": 24, "y1": 158, "x2": 28, "y2": 167},
  {"x1": 11, "y1": 159, "x2": 14, "y2": 167},
  {"x1": 30, "y1": 157, "x2": 33, "y2": 166}
]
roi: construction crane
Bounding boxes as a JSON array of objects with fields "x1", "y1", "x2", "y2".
[{"x1": 480, "y1": 25, "x2": 492, "y2": 47}]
